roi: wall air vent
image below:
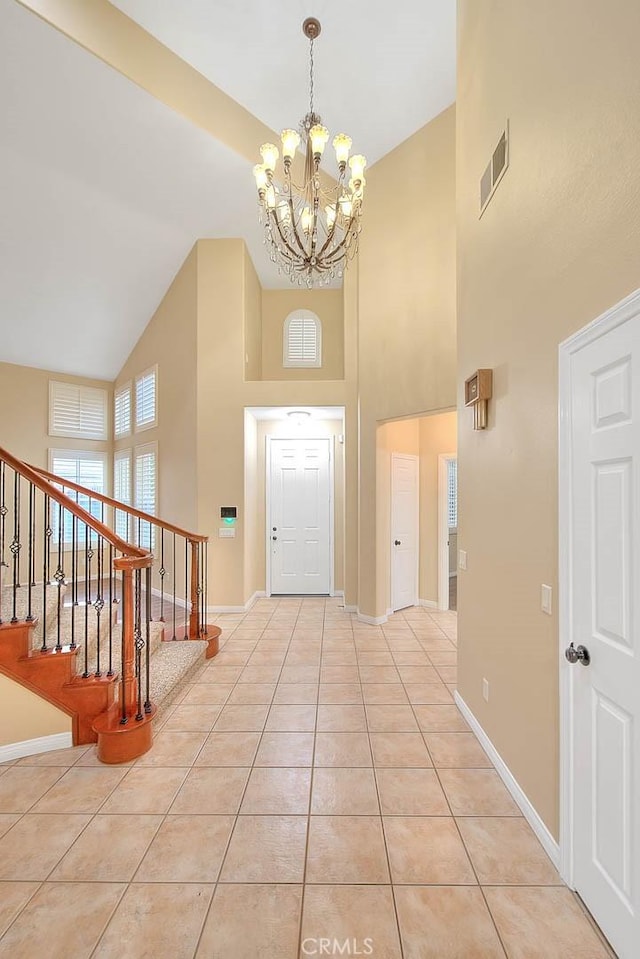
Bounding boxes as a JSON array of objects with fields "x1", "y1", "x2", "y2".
[{"x1": 479, "y1": 122, "x2": 509, "y2": 217}]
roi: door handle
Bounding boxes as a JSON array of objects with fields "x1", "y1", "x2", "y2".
[
  {"x1": 565, "y1": 642, "x2": 591, "y2": 666},
  {"x1": 272, "y1": 536, "x2": 277, "y2": 541},
  {"x1": 394, "y1": 540, "x2": 401, "y2": 546}
]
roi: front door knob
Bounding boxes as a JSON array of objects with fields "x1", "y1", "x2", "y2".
[
  {"x1": 565, "y1": 642, "x2": 591, "y2": 666},
  {"x1": 394, "y1": 540, "x2": 401, "y2": 546},
  {"x1": 272, "y1": 536, "x2": 277, "y2": 541}
]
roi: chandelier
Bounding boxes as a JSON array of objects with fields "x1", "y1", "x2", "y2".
[{"x1": 253, "y1": 17, "x2": 367, "y2": 287}]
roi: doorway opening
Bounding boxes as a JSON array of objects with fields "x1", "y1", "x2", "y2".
[
  {"x1": 245, "y1": 406, "x2": 345, "y2": 599},
  {"x1": 438, "y1": 453, "x2": 458, "y2": 611}
]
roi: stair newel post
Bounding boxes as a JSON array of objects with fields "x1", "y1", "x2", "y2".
[
  {"x1": 118, "y1": 561, "x2": 137, "y2": 723},
  {"x1": 189, "y1": 539, "x2": 200, "y2": 639}
]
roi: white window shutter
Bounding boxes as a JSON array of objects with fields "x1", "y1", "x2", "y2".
[
  {"x1": 114, "y1": 385, "x2": 132, "y2": 437},
  {"x1": 135, "y1": 368, "x2": 157, "y2": 430},
  {"x1": 49, "y1": 382, "x2": 108, "y2": 440},
  {"x1": 114, "y1": 450, "x2": 132, "y2": 540},
  {"x1": 134, "y1": 443, "x2": 157, "y2": 549},
  {"x1": 283, "y1": 312, "x2": 322, "y2": 367}
]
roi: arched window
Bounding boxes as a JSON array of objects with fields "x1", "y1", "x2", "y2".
[{"x1": 283, "y1": 310, "x2": 322, "y2": 368}]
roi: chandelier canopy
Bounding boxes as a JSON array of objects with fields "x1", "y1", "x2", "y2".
[{"x1": 253, "y1": 17, "x2": 366, "y2": 287}]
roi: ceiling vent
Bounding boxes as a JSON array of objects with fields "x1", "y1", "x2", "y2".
[{"x1": 480, "y1": 122, "x2": 509, "y2": 216}]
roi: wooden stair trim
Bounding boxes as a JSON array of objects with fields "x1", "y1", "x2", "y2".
[{"x1": 92, "y1": 704, "x2": 156, "y2": 764}]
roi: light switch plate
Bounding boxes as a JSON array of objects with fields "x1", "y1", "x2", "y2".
[
  {"x1": 459, "y1": 550, "x2": 468, "y2": 571},
  {"x1": 541, "y1": 584, "x2": 552, "y2": 615},
  {"x1": 218, "y1": 527, "x2": 236, "y2": 538}
]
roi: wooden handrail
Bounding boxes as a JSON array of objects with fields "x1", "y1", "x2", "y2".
[
  {"x1": 0, "y1": 445, "x2": 146, "y2": 559},
  {"x1": 29, "y1": 463, "x2": 208, "y2": 544}
]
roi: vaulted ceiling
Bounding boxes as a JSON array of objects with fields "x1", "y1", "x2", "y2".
[{"x1": 0, "y1": 0, "x2": 455, "y2": 379}]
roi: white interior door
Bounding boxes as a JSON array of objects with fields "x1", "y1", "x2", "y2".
[
  {"x1": 564, "y1": 300, "x2": 640, "y2": 958},
  {"x1": 391, "y1": 453, "x2": 419, "y2": 612},
  {"x1": 269, "y1": 437, "x2": 331, "y2": 595}
]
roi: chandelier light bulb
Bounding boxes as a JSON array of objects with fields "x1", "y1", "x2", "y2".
[
  {"x1": 333, "y1": 133, "x2": 352, "y2": 170},
  {"x1": 325, "y1": 204, "x2": 337, "y2": 230},
  {"x1": 309, "y1": 124, "x2": 330, "y2": 159},
  {"x1": 260, "y1": 142, "x2": 279, "y2": 173},
  {"x1": 281, "y1": 129, "x2": 301, "y2": 162},
  {"x1": 348, "y1": 154, "x2": 367, "y2": 184},
  {"x1": 339, "y1": 193, "x2": 353, "y2": 219},
  {"x1": 253, "y1": 164, "x2": 268, "y2": 191}
]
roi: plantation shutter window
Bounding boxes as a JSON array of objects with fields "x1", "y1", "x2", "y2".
[
  {"x1": 114, "y1": 383, "x2": 132, "y2": 438},
  {"x1": 134, "y1": 443, "x2": 157, "y2": 549},
  {"x1": 114, "y1": 450, "x2": 132, "y2": 541},
  {"x1": 48, "y1": 450, "x2": 107, "y2": 543},
  {"x1": 283, "y1": 311, "x2": 322, "y2": 368},
  {"x1": 49, "y1": 381, "x2": 108, "y2": 440},
  {"x1": 135, "y1": 367, "x2": 157, "y2": 431}
]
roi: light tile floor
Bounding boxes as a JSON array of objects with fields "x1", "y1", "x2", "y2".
[{"x1": 0, "y1": 598, "x2": 615, "y2": 958}]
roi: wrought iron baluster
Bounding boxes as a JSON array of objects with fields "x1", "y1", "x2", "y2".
[
  {"x1": 10, "y1": 469, "x2": 21, "y2": 623},
  {"x1": 94, "y1": 534, "x2": 103, "y2": 676},
  {"x1": 184, "y1": 537, "x2": 188, "y2": 640},
  {"x1": 159, "y1": 529, "x2": 165, "y2": 622},
  {"x1": 54, "y1": 502, "x2": 64, "y2": 651},
  {"x1": 204, "y1": 541, "x2": 209, "y2": 636},
  {"x1": 107, "y1": 544, "x2": 114, "y2": 676},
  {"x1": 41, "y1": 494, "x2": 50, "y2": 651},
  {"x1": 70, "y1": 515, "x2": 77, "y2": 649},
  {"x1": 144, "y1": 565, "x2": 152, "y2": 713},
  {"x1": 26, "y1": 483, "x2": 35, "y2": 621},
  {"x1": 82, "y1": 523, "x2": 89, "y2": 677},
  {"x1": 135, "y1": 568, "x2": 143, "y2": 721},
  {"x1": 0, "y1": 460, "x2": 6, "y2": 626},
  {"x1": 120, "y1": 570, "x2": 128, "y2": 725},
  {"x1": 172, "y1": 533, "x2": 176, "y2": 641}
]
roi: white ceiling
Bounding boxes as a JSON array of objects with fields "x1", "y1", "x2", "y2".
[
  {"x1": 110, "y1": 0, "x2": 457, "y2": 166},
  {"x1": 0, "y1": 0, "x2": 455, "y2": 380}
]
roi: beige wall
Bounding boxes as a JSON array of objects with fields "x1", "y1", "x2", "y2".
[
  {"x1": 0, "y1": 674, "x2": 71, "y2": 748},
  {"x1": 244, "y1": 253, "x2": 262, "y2": 381},
  {"x1": 115, "y1": 245, "x2": 199, "y2": 536},
  {"x1": 457, "y1": 0, "x2": 640, "y2": 838},
  {"x1": 260, "y1": 290, "x2": 344, "y2": 381},
  {"x1": 357, "y1": 105, "x2": 457, "y2": 616},
  {"x1": 252, "y1": 418, "x2": 345, "y2": 594},
  {"x1": 419, "y1": 411, "x2": 457, "y2": 604},
  {"x1": 0, "y1": 361, "x2": 111, "y2": 473}
]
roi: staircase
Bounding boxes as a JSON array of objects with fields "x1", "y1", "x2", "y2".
[{"x1": 0, "y1": 445, "x2": 220, "y2": 763}]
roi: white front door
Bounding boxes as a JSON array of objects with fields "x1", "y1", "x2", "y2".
[
  {"x1": 563, "y1": 294, "x2": 640, "y2": 959},
  {"x1": 269, "y1": 437, "x2": 331, "y2": 595},
  {"x1": 391, "y1": 453, "x2": 419, "y2": 612}
]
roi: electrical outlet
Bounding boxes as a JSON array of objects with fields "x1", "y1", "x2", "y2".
[
  {"x1": 541, "y1": 584, "x2": 552, "y2": 615},
  {"x1": 459, "y1": 550, "x2": 468, "y2": 571},
  {"x1": 482, "y1": 678, "x2": 490, "y2": 702}
]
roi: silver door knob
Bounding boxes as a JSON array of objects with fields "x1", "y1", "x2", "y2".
[{"x1": 565, "y1": 642, "x2": 591, "y2": 666}]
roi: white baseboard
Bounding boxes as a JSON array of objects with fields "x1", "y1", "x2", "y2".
[
  {"x1": 150, "y1": 586, "x2": 187, "y2": 610},
  {"x1": 208, "y1": 591, "x2": 266, "y2": 614},
  {"x1": 419, "y1": 598, "x2": 438, "y2": 609},
  {"x1": 331, "y1": 590, "x2": 345, "y2": 599},
  {"x1": 454, "y1": 692, "x2": 560, "y2": 869},
  {"x1": 0, "y1": 731, "x2": 73, "y2": 763},
  {"x1": 343, "y1": 604, "x2": 357, "y2": 613},
  {"x1": 357, "y1": 610, "x2": 388, "y2": 626}
]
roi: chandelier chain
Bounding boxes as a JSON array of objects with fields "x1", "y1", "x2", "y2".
[{"x1": 309, "y1": 37, "x2": 314, "y2": 116}]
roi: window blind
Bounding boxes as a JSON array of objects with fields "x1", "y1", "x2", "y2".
[
  {"x1": 49, "y1": 450, "x2": 106, "y2": 543},
  {"x1": 49, "y1": 381, "x2": 108, "y2": 440},
  {"x1": 447, "y1": 459, "x2": 458, "y2": 529},
  {"x1": 114, "y1": 384, "x2": 132, "y2": 437},
  {"x1": 135, "y1": 368, "x2": 157, "y2": 430},
  {"x1": 135, "y1": 444, "x2": 157, "y2": 549},
  {"x1": 283, "y1": 313, "x2": 322, "y2": 367},
  {"x1": 114, "y1": 450, "x2": 132, "y2": 540}
]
